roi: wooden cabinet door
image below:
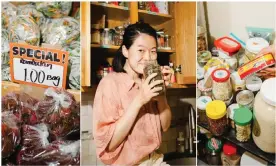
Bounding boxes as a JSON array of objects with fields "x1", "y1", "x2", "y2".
[
  {"x1": 81, "y1": 2, "x2": 91, "y2": 87},
  {"x1": 174, "y1": 2, "x2": 196, "y2": 84}
]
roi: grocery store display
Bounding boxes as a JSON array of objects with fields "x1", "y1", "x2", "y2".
[
  {"x1": 18, "y1": 4, "x2": 46, "y2": 27},
  {"x1": 36, "y1": 2, "x2": 72, "y2": 18}
]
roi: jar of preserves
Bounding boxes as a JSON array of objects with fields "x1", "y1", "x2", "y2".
[
  {"x1": 198, "y1": 80, "x2": 212, "y2": 98},
  {"x1": 221, "y1": 143, "x2": 241, "y2": 166},
  {"x1": 212, "y1": 68, "x2": 233, "y2": 101},
  {"x1": 101, "y1": 28, "x2": 110, "y2": 45},
  {"x1": 245, "y1": 37, "x2": 269, "y2": 60},
  {"x1": 234, "y1": 107, "x2": 252, "y2": 142},
  {"x1": 206, "y1": 100, "x2": 228, "y2": 136},
  {"x1": 253, "y1": 78, "x2": 276, "y2": 153},
  {"x1": 236, "y1": 90, "x2": 254, "y2": 110},
  {"x1": 143, "y1": 60, "x2": 165, "y2": 96},
  {"x1": 205, "y1": 137, "x2": 222, "y2": 165},
  {"x1": 197, "y1": 96, "x2": 212, "y2": 124}
]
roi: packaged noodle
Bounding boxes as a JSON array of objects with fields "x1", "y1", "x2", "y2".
[
  {"x1": 42, "y1": 17, "x2": 80, "y2": 46},
  {"x1": 1, "y1": 29, "x2": 10, "y2": 65},
  {"x1": 1, "y1": 2, "x2": 17, "y2": 29},
  {"x1": 17, "y1": 4, "x2": 46, "y2": 27},
  {"x1": 9, "y1": 15, "x2": 40, "y2": 46},
  {"x1": 36, "y1": 2, "x2": 72, "y2": 18}
]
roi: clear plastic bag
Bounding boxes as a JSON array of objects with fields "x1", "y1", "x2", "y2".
[
  {"x1": 9, "y1": 15, "x2": 41, "y2": 46},
  {"x1": 42, "y1": 17, "x2": 80, "y2": 46},
  {"x1": 1, "y1": 2, "x2": 17, "y2": 29},
  {"x1": 19, "y1": 93, "x2": 39, "y2": 125},
  {"x1": 2, "y1": 65, "x2": 11, "y2": 81},
  {"x1": 2, "y1": 92, "x2": 21, "y2": 120},
  {"x1": 17, "y1": 4, "x2": 46, "y2": 27},
  {"x1": 2, "y1": 112, "x2": 21, "y2": 158},
  {"x1": 36, "y1": 2, "x2": 72, "y2": 18},
  {"x1": 246, "y1": 26, "x2": 274, "y2": 44},
  {"x1": 36, "y1": 88, "x2": 80, "y2": 139},
  {"x1": 1, "y1": 29, "x2": 10, "y2": 65}
]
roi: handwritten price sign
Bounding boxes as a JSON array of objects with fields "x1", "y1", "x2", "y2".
[{"x1": 10, "y1": 43, "x2": 69, "y2": 88}]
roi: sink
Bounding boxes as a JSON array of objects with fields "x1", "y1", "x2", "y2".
[{"x1": 166, "y1": 157, "x2": 196, "y2": 165}]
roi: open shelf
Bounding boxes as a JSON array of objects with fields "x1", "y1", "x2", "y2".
[
  {"x1": 198, "y1": 123, "x2": 275, "y2": 165},
  {"x1": 138, "y1": 9, "x2": 172, "y2": 25},
  {"x1": 91, "y1": 2, "x2": 128, "y2": 10}
]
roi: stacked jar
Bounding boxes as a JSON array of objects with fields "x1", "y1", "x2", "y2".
[
  {"x1": 206, "y1": 100, "x2": 228, "y2": 136},
  {"x1": 234, "y1": 107, "x2": 252, "y2": 142},
  {"x1": 211, "y1": 68, "x2": 233, "y2": 105}
]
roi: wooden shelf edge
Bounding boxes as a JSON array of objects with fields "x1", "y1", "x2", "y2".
[
  {"x1": 138, "y1": 9, "x2": 172, "y2": 18},
  {"x1": 91, "y1": 2, "x2": 129, "y2": 10}
]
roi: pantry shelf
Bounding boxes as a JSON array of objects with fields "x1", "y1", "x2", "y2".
[
  {"x1": 138, "y1": 9, "x2": 172, "y2": 25},
  {"x1": 198, "y1": 123, "x2": 275, "y2": 165},
  {"x1": 91, "y1": 44, "x2": 175, "y2": 53},
  {"x1": 91, "y1": 2, "x2": 129, "y2": 11}
]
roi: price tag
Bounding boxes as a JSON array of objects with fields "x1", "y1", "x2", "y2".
[{"x1": 9, "y1": 43, "x2": 69, "y2": 88}]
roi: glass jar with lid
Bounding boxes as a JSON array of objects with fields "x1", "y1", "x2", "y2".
[
  {"x1": 236, "y1": 90, "x2": 254, "y2": 110},
  {"x1": 114, "y1": 26, "x2": 124, "y2": 46},
  {"x1": 234, "y1": 107, "x2": 252, "y2": 142},
  {"x1": 197, "y1": 26, "x2": 208, "y2": 52},
  {"x1": 221, "y1": 143, "x2": 241, "y2": 166},
  {"x1": 205, "y1": 137, "x2": 222, "y2": 165},
  {"x1": 164, "y1": 34, "x2": 170, "y2": 49},
  {"x1": 197, "y1": 96, "x2": 212, "y2": 124},
  {"x1": 101, "y1": 28, "x2": 110, "y2": 45},
  {"x1": 197, "y1": 51, "x2": 212, "y2": 67},
  {"x1": 253, "y1": 78, "x2": 276, "y2": 153},
  {"x1": 198, "y1": 80, "x2": 212, "y2": 98},
  {"x1": 157, "y1": 31, "x2": 165, "y2": 48},
  {"x1": 206, "y1": 100, "x2": 228, "y2": 136},
  {"x1": 212, "y1": 68, "x2": 233, "y2": 101},
  {"x1": 227, "y1": 103, "x2": 240, "y2": 129}
]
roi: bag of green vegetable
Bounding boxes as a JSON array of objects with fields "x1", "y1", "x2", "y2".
[
  {"x1": 17, "y1": 4, "x2": 46, "y2": 27},
  {"x1": 1, "y1": 2, "x2": 17, "y2": 29},
  {"x1": 36, "y1": 2, "x2": 72, "y2": 18}
]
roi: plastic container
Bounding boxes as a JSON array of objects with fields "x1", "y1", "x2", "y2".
[
  {"x1": 214, "y1": 37, "x2": 241, "y2": 57},
  {"x1": 206, "y1": 100, "x2": 228, "y2": 136},
  {"x1": 205, "y1": 137, "x2": 222, "y2": 165},
  {"x1": 234, "y1": 107, "x2": 252, "y2": 142},
  {"x1": 197, "y1": 51, "x2": 212, "y2": 67},
  {"x1": 231, "y1": 72, "x2": 246, "y2": 92},
  {"x1": 198, "y1": 80, "x2": 212, "y2": 98},
  {"x1": 253, "y1": 78, "x2": 276, "y2": 153},
  {"x1": 221, "y1": 143, "x2": 241, "y2": 166},
  {"x1": 240, "y1": 152, "x2": 267, "y2": 166},
  {"x1": 143, "y1": 60, "x2": 165, "y2": 96},
  {"x1": 212, "y1": 68, "x2": 233, "y2": 101},
  {"x1": 245, "y1": 37, "x2": 269, "y2": 60},
  {"x1": 227, "y1": 103, "x2": 240, "y2": 129},
  {"x1": 218, "y1": 50, "x2": 238, "y2": 71},
  {"x1": 236, "y1": 90, "x2": 254, "y2": 110},
  {"x1": 197, "y1": 96, "x2": 212, "y2": 123},
  {"x1": 101, "y1": 28, "x2": 110, "y2": 45},
  {"x1": 246, "y1": 75, "x2": 262, "y2": 93},
  {"x1": 197, "y1": 26, "x2": 208, "y2": 52}
]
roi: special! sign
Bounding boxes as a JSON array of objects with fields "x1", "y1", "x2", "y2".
[{"x1": 10, "y1": 43, "x2": 69, "y2": 88}]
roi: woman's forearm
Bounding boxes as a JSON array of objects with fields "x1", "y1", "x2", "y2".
[
  {"x1": 157, "y1": 97, "x2": 172, "y2": 132},
  {"x1": 107, "y1": 97, "x2": 142, "y2": 152}
]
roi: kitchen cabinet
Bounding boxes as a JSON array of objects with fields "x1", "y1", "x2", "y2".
[{"x1": 81, "y1": 2, "x2": 196, "y2": 90}]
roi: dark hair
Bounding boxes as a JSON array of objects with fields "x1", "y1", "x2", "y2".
[{"x1": 112, "y1": 22, "x2": 158, "y2": 72}]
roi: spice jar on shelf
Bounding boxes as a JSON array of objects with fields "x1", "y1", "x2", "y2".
[
  {"x1": 234, "y1": 107, "x2": 252, "y2": 142},
  {"x1": 206, "y1": 100, "x2": 228, "y2": 136},
  {"x1": 236, "y1": 90, "x2": 254, "y2": 110},
  {"x1": 114, "y1": 26, "x2": 124, "y2": 46},
  {"x1": 205, "y1": 137, "x2": 222, "y2": 165},
  {"x1": 101, "y1": 28, "x2": 111, "y2": 45},
  {"x1": 164, "y1": 34, "x2": 171, "y2": 49},
  {"x1": 245, "y1": 37, "x2": 269, "y2": 60},
  {"x1": 157, "y1": 31, "x2": 165, "y2": 48},
  {"x1": 212, "y1": 68, "x2": 233, "y2": 102},
  {"x1": 197, "y1": 96, "x2": 212, "y2": 124},
  {"x1": 221, "y1": 143, "x2": 241, "y2": 166},
  {"x1": 91, "y1": 24, "x2": 101, "y2": 44}
]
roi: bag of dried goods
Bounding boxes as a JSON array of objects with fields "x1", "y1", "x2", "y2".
[
  {"x1": 18, "y1": 140, "x2": 80, "y2": 165},
  {"x1": 17, "y1": 4, "x2": 46, "y2": 27},
  {"x1": 2, "y1": 29, "x2": 10, "y2": 65},
  {"x1": 2, "y1": 112, "x2": 21, "y2": 158},
  {"x1": 9, "y1": 15, "x2": 40, "y2": 46},
  {"x1": 36, "y1": 88, "x2": 80, "y2": 139},
  {"x1": 1, "y1": 2, "x2": 17, "y2": 29},
  {"x1": 2, "y1": 92, "x2": 21, "y2": 120},
  {"x1": 36, "y1": 2, "x2": 72, "y2": 18},
  {"x1": 42, "y1": 17, "x2": 80, "y2": 46}
]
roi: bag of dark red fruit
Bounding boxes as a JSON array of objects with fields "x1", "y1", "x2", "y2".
[
  {"x1": 36, "y1": 88, "x2": 80, "y2": 139},
  {"x1": 2, "y1": 112, "x2": 21, "y2": 158},
  {"x1": 2, "y1": 92, "x2": 21, "y2": 120}
]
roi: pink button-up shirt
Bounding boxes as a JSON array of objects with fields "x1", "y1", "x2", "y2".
[{"x1": 93, "y1": 72, "x2": 162, "y2": 165}]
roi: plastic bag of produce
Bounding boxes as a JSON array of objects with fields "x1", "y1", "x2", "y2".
[
  {"x1": 42, "y1": 17, "x2": 80, "y2": 46},
  {"x1": 36, "y1": 2, "x2": 72, "y2": 18},
  {"x1": 9, "y1": 15, "x2": 40, "y2": 46},
  {"x1": 19, "y1": 93, "x2": 39, "y2": 125},
  {"x1": 246, "y1": 26, "x2": 274, "y2": 44},
  {"x1": 17, "y1": 4, "x2": 46, "y2": 27},
  {"x1": 1, "y1": 29, "x2": 10, "y2": 65},
  {"x1": 2, "y1": 112, "x2": 21, "y2": 158},
  {"x1": 2, "y1": 92, "x2": 21, "y2": 120},
  {"x1": 1, "y1": 2, "x2": 17, "y2": 29},
  {"x1": 18, "y1": 140, "x2": 80, "y2": 165},
  {"x1": 36, "y1": 88, "x2": 80, "y2": 139},
  {"x1": 2, "y1": 65, "x2": 11, "y2": 81}
]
